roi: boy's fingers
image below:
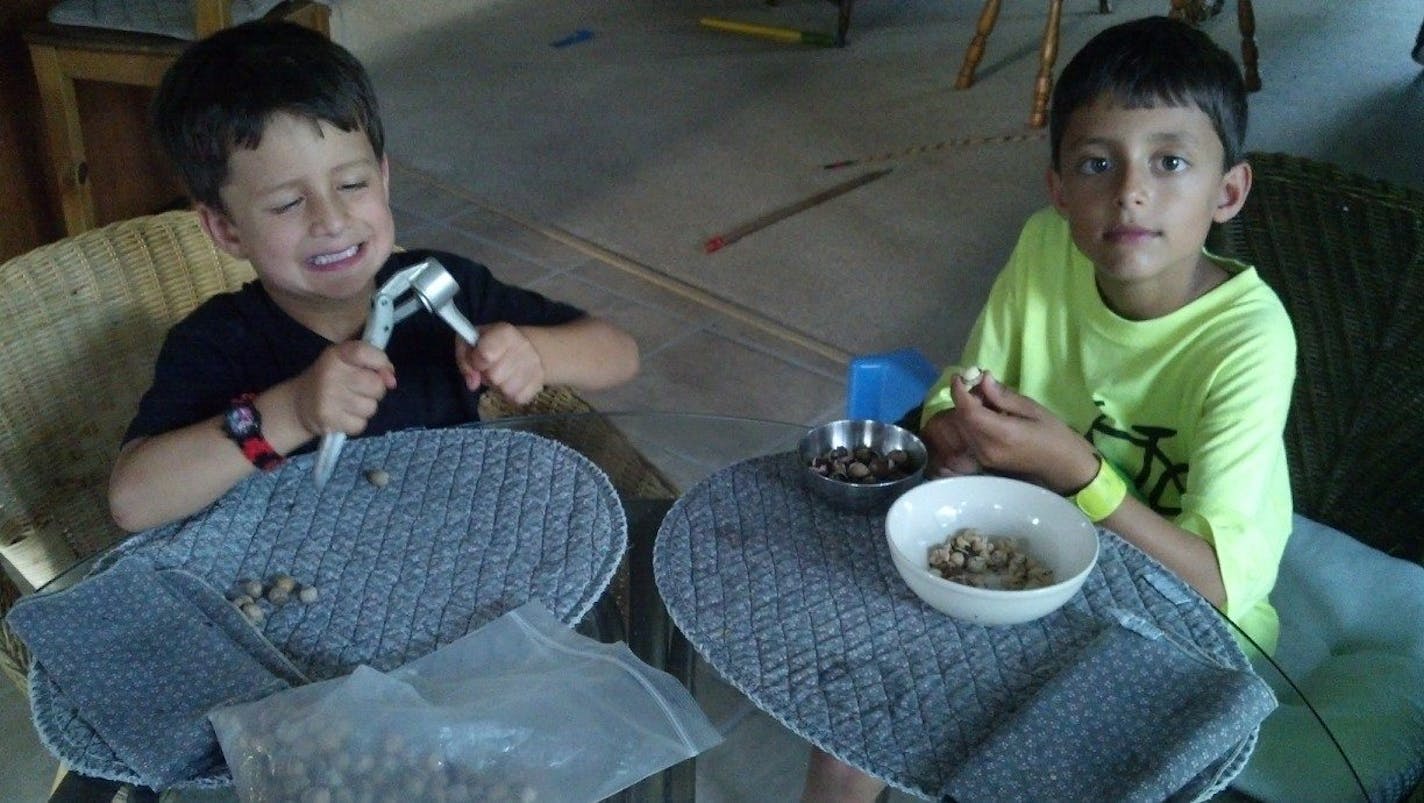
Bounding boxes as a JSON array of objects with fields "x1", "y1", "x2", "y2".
[
  {"x1": 333, "y1": 339, "x2": 395, "y2": 373},
  {"x1": 330, "y1": 341, "x2": 397, "y2": 389},
  {"x1": 948, "y1": 374, "x2": 981, "y2": 410},
  {"x1": 931, "y1": 452, "x2": 980, "y2": 476},
  {"x1": 461, "y1": 367, "x2": 484, "y2": 392},
  {"x1": 976, "y1": 371, "x2": 1037, "y2": 419}
]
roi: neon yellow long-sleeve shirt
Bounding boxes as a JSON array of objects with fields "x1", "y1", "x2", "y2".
[{"x1": 922, "y1": 208, "x2": 1296, "y2": 653}]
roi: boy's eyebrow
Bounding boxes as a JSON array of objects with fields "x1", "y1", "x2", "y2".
[{"x1": 1064, "y1": 130, "x2": 1203, "y2": 152}]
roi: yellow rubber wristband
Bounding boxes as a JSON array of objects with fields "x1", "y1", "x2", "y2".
[{"x1": 1070, "y1": 455, "x2": 1128, "y2": 523}]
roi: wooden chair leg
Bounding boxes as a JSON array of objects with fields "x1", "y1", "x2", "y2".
[
  {"x1": 1238, "y1": 0, "x2": 1260, "y2": 91},
  {"x1": 835, "y1": 0, "x2": 853, "y2": 47},
  {"x1": 956, "y1": 0, "x2": 1002, "y2": 90},
  {"x1": 1169, "y1": 1, "x2": 1261, "y2": 91},
  {"x1": 1029, "y1": 0, "x2": 1064, "y2": 128}
]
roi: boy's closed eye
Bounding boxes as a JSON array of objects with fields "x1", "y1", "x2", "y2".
[
  {"x1": 265, "y1": 179, "x2": 368, "y2": 215},
  {"x1": 269, "y1": 197, "x2": 302, "y2": 214}
]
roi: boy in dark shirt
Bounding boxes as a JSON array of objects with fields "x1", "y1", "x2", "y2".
[{"x1": 109, "y1": 22, "x2": 638, "y2": 532}]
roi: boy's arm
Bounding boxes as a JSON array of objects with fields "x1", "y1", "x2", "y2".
[
  {"x1": 520, "y1": 315, "x2": 639, "y2": 390},
  {"x1": 456, "y1": 315, "x2": 638, "y2": 405},
  {"x1": 943, "y1": 372, "x2": 1229, "y2": 607},
  {"x1": 108, "y1": 381, "x2": 315, "y2": 532},
  {"x1": 109, "y1": 341, "x2": 397, "y2": 532},
  {"x1": 1099, "y1": 496, "x2": 1227, "y2": 607}
]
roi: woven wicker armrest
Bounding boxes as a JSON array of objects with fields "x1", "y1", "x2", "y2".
[
  {"x1": 478, "y1": 386, "x2": 679, "y2": 501},
  {"x1": 1209, "y1": 152, "x2": 1424, "y2": 563},
  {"x1": 0, "y1": 211, "x2": 257, "y2": 692}
]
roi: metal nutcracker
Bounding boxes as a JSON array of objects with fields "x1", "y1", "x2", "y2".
[{"x1": 312, "y1": 258, "x2": 478, "y2": 487}]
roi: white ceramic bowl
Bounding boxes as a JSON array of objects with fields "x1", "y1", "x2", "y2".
[{"x1": 885, "y1": 475, "x2": 1099, "y2": 626}]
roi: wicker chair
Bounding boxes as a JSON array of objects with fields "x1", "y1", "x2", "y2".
[
  {"x1": 1208, "y1": 153, "x2": 1424, "y2": 801},
  {"x1": 0, "y1": 211, "x2": 251, "y2": 691},
  {"x1": 1208, "y1": 151, "x2": 1424, "y2": 565},
  {"x1": 0, "y1": 210, "x2": 674, "y2": 696}
]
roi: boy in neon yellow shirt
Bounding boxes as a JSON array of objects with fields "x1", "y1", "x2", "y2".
[{"x1": 803, "y1": 15, "x2": 1295, "y2": 802}]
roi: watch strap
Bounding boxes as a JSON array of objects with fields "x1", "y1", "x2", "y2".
[
  {"x1": 1069, "y1": 454, "x2": 1127, "y2": 523},
  {"x1": 224, "y1": 394, "x2": 285, "y2": 472}
]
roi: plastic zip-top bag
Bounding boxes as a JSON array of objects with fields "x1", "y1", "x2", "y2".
[{"x1": 209, "y1": 601, "x2": 722, "y2": 802}]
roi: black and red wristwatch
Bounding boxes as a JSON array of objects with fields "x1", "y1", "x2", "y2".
[{"x1": 222, "y1": 393, "x2": 285, "y2": 471}]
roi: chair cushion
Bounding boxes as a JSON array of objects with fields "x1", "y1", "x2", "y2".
[
  {"x1": 1231, "y1": 515, "x2": 1424, "y2": 802},
  {"x1": 47, "y1": 0, "x2": 287, "y2": 40}
]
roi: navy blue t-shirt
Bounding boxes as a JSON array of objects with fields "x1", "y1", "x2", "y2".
[{"x1": 123, "y1": 249, "x2": 583, "y2": 451}]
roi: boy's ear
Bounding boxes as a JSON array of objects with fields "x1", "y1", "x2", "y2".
[
  {"x1": 1046, "y1": 167, "x2": 1068, "y2": 214},
  {"x1": 196, "y1": 203, "x2": 248, "y2": 260},
  {"x1": 1212, "y1": 161, "x2": 1253, "y2": 224}
]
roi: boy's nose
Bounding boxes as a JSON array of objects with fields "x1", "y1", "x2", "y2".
[
  {"x1": 308, "y1": 195, "x2": 348, "y2": 235},
  {"x1": 1115, "y1": 166, "x2": 1149, "y2": 207}
]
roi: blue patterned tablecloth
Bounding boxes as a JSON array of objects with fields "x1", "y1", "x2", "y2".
[
  {"x1": 654, "y1": 452, "x2": 1274, "y2": 801},
  {"x1": 16, "y1": 427, "x2": 626, "y2": 788}
]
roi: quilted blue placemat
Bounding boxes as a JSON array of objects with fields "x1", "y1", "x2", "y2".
[
  {"x1": 9, "y1": 556, "x2": 308, "y2": 789},
  {"x1": 20, "y1": 427, "x2": 626, "y2": 789},
  {"x1": 654, "y1": 452, "x2": 1272, "y2": 801}
]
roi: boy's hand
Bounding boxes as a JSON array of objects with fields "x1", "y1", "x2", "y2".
[
  {"x1": 921, "y1": 376, "x2": 984, "y2": 478},
  {"x1": 950, "y1": 370, "x2": 1100, "y2": 495},
  {"x1": 455, "y1": 322, "x2": 545, "y2": 405},
  {"x1": 291, "y1": 341, "x2": 397, "y2": 438}
]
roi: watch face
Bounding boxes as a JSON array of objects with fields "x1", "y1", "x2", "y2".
[{"x1": 226, "y1": 402, "x2": 260, "y2": 439}]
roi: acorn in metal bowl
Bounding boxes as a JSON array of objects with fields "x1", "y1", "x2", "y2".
[{"x1": 798, "y1": 419, "x2": 927, "y2": 512}]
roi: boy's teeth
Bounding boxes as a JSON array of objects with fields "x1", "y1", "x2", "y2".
[{"x1": 311, "y1": 245, "x2": 358, "y2": 266}]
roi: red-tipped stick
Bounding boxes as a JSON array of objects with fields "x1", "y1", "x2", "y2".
[{"x1": 702, "y1": 167, "x2": 893, "y2": 254}]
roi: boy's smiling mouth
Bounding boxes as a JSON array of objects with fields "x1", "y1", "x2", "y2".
[{"x1": 308, "y1": 243, "x2": 363, "y2": 271}]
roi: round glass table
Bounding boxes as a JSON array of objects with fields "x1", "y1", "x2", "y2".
[{"x1": 31, "y1": 412, "x2": 1373, "y2": 803}]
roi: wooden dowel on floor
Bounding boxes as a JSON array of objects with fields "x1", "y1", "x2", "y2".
[
  {"x1": 699, "y1": 17, "x2": 836, "y2": 47},
  {"x1": 704, "y1": 167, "x2": 893, "y2": 253}
]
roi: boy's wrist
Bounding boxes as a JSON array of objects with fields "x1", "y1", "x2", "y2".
[
  {"x1": 1066, "y1": 454, "x2": 1128, "y2": 523},
  {"x1": 254, "y1": 381, "x2": 321, "y2": 453},
  {"x1": 221, "y1": 394, "x2": 285, "y2": 471}
]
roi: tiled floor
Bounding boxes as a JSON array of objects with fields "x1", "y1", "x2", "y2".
[
  {"x1": 387, "y1": 161, "x2": 852, "y2": 429},
  {"x1": 0, "y1": 160, "x2": 901, "y2": 803}
]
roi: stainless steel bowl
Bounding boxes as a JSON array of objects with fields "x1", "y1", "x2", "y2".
[{"x1": 798, "y1": 419, "x2": 927, "y2": 512}]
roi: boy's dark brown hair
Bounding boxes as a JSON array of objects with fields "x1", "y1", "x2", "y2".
[
  {"x1": 152, "y1": 21, "x2": 384, "y2": 211},
  {"x1": 1049, "y1": 16, "x2": 1248, "y2": 171}
]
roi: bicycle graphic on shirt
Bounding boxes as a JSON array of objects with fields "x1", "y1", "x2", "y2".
[{"x1": 1085, "y1": 402, "x2": 1187, "y2": 516}]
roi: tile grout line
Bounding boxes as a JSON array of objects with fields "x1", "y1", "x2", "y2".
[{"x1": 389, "y1": 156, "x2": 853, "y2": 366}]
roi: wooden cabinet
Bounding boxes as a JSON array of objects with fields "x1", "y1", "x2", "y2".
[
  {"x1": 1, "y1": 2, "x2": 183, "y2": 262},
  {"x1": 0, "y1": 1, "x2": 60, "y2": 262},
  {"x1": 9, "y1": 2, "x2": 329, "y2": 253}
]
